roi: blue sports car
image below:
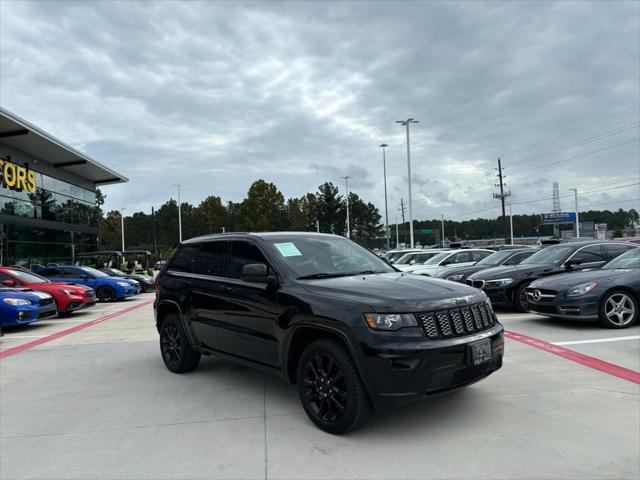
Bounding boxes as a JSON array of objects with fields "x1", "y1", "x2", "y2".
[
  {"x1": 0, "y1": 288, "x2": 57, "y2": 326},
  {"x1": 36, "y1": 266, "x2": 138, "y2": 302}
]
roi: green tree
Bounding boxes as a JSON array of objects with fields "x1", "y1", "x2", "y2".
[
  {"x1": 348, "y1": 192, "x2": 382, "y2": 244},
  {"x1": 611, "y1": 226, "x2": 624, "y2": 238},
  {"x1": 314, "y1": 182, "x2": 345, "y2": 234},
  {"x1": 196, "y1": 196, "x2": 226, "y2": 234},
  {"x1": 237, "y1": 180, "x2": 286, "y2": 231}
]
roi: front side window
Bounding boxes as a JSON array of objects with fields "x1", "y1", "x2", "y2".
[
  {"x1": 569, "y1": 245, "x2": 606, "y2": 264},
  {"x1": 521, "y1": 246, "x2": 575, "y2": 265},
  {"x1": 194, "y1": 241, "x2": 228, "y2": 276},
  {"x1": 228, "y1": 241, "x2": 268, "y2": 279}
]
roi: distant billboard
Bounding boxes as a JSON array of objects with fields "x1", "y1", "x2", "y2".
[{"x1": 541, "y1": 212, "x2": 576, "y2": 224}]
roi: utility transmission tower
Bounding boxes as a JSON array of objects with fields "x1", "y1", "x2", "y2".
[
  {"x1": 552, "y1": 181, "x2": 561, "y2": 238},
  {"x1": 492, "y1": 158, "x2": 511, "y2": 244}
]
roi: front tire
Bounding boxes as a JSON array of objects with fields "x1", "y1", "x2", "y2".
[
  {"x1": 296, "y1": 339, "x2": 371, "y2": 434},
  {"x1": 159, "y1": 314, "x2": 201, "y2": 373},
  {"x1": 514, "y1": 282, "x2": 531, "y2": 312},
  {"x1": 599, "y1": 291, "x2": 638, "y2": 328},
  {"x1": 96, "y1": 286, "x2": 115, "y2": 302}
]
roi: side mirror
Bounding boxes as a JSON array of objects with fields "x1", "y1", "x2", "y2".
[
  {"x1": 2, "y1": 279, "x2": 16, "y2": 287},
  {"x1": 409, "y1": 260, "x2": 416, "y2": 265},
  {"x1": 441, "y1": 260, "x2": 451, "y2": 266},
  {"x1": 82, "y1": 275, "x2": 91, "y2": 280},
  {"x1": 565, "y1": 259, "x2": 583, "y2": 270},
  {"x1": 242, "y1": 264, "x2": 276, "y2": 285}
]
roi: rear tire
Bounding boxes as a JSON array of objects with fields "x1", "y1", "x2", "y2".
[
  {"x1": 514, "y1": 282, "x2": 531, "y2": 312},
  {"x1": 296, "y1": 339, "x2": 371, "y2": 434},
  {"x1": 96, "y1": 286, "x2": 115, "y2": 302},
  {"x1": 598, "y1": 290, "x2": 638, "y2": 328},
  {"x1": 159, "y1": 314, "x2": 201, "y2": 373}
]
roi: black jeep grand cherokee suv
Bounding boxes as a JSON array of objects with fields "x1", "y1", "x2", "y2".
[{"x1": 154, "y1": 232, "x2": 503, "y2": 433}]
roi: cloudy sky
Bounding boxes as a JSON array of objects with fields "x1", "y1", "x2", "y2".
[{"x1": 1, "y1": 0, "x2": 639, "y2": 222}]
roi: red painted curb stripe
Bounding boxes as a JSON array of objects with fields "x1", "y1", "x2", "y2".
[
  {"x1": 505, "y1": 330, "x2": 640, "y2": 384},
  {"x1": 0, "y1": 299, "x2": 154, "y2": 360}
]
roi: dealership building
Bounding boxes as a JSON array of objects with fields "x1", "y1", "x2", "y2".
[{"x1": 0, "y1": 107, "x2": 127, "y2": 266}]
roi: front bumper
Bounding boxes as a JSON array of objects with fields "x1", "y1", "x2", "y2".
[
  {"x1": 527, "y1": 296, "x2": 599, "y2": 321},
  {"x1": 60, "y1": 293, "x2": 96, "y2": 312},
  {"x1": 115, "y1": 287, "x2": 138, "y2": 298},
  {"x1": 352, "y1": 323, "x2": 504, "y2": 408}
]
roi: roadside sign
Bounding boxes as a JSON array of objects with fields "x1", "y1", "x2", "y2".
[
  {"x1": 541, "y1": 212, "x2": 576, "y2": 224},
  {"x1": 418, "y1": 229, "x2": 433, "y2": 234}
]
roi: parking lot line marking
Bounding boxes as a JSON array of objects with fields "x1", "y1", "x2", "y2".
[
  {"x1": 505, "y1": 330, "x2": 640, "y2": 384},
  {"x1": 0, "y1": 299, "x2": 154, "y2": 360},
  {"x1": 553, "y1": 335, "x2": 640, "y2": 346},
  {"x1": 0, "y1": 335, "x2": 47, "y2": 339}
]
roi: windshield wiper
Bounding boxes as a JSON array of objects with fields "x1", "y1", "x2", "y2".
[
  {"x1": 296, "y1": 272, "x2": 352, "y2": 280},
  {"x1": 296, "y1": 270, "x2": 380, "y2": 280}
]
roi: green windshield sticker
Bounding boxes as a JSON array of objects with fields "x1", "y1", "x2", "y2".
[{"x1": 274, "y1": 242, "x2": 302, "y2": 257}]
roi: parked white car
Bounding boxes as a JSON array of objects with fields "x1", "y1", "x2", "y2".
[
  {"x1": 394, "y1": 249, "x2": 449, "y2": 271},
  {"x1": 383, "y1": 248, "x2": 423, "y2": 264},
  {"x1": 405, "y1": 249, "x2": 494, "y2": 276}
]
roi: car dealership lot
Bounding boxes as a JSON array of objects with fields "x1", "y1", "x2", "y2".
[{"x1": 1, "y1": 295, "x2": 638, "y2": 480}]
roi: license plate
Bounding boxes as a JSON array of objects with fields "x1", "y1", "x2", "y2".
[{"x1": 468, "y1": 339, "x2": 492, "y2": 366}]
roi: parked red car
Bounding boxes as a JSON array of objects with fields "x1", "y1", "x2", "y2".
[{"x1": 0, "y1": 267, "x2": 96, "y2": 316}]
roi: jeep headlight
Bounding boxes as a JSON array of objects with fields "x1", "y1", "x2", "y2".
[
  {"x1": 485, "y1": 278, "x2": 514, "y2": 287},
  {"x1": 116, "y1": 281, "x2": 132, "y2": 287},
  {"x1": 446, "y1": 274, "x2": 464, "y2": 281},
  {"x1": 566, "y1": 282, "x2": 598, "y2": 297},
  {"x1": 3, "y1": 298, "x2": 32, "y2": 306},
  {"x1": 363, "y1": 313, "x2": 418, "y2": 331}
]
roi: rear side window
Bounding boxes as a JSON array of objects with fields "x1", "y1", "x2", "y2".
[
  {"x1": 169, "y1": 244, "x2": 200, "y2": 273},
  {"x1": 605, "y1": 243, "x2": 635, "y2": 260},
  {"x1": 194, "y1": 241, "x2": 228, "y2": 276},
  {"x1": 227, "y1": 241, "x2": 268, "y2": 279}
]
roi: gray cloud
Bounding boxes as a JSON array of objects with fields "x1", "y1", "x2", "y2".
[{"x1": 1, "y1": 0, "x2": 638, "y2": 221}]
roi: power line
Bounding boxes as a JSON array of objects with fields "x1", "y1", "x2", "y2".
[
  {"x1": 452, "y1": 182, "x2": 640, "y2": 219},
  {"x1": 501, "y1": 106, "x2": 639, "y2": 157},
  {"x1": 504, "y1": 121, "x2": 639, "y2": 167},
  {"x1": 507, "y1": 138, "x2": 640, "y2": 177}
]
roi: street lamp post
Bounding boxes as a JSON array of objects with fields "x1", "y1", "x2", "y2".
[
  {"x1": 569, "y1": 188, "x2": 579, "y2": 238},
  {"x1": 441, "y1": 214, "x2": 445, "y2": 246},
  {"x1": 172, "y1": 184, "x2": 182, "y2": 242},
  {"x1": 396, "y1": 118, "x2": 419, "y2": 248},
  {"x1": 121, "y1": 207, "x2": 126, "y2": 252},
  {"x1": 340, "y1": 176, "x2": 353, "y2": 239},
  {"x1": 379, "y1": 143, "x2": 390, "y2": 249}
]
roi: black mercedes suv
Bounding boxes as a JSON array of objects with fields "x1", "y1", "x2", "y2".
[{"x1": 154, "y1": 232, "x2": 504, "y2": 433}]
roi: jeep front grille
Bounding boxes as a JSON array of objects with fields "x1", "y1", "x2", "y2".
[{"x1": 417, "y1": 302, "x2": 496, "y2": 339}]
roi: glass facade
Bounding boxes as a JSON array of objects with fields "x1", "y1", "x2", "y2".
[
  {"x1": 0, "y1": 170, "x2": 99, "y2": 226},
  {"x1": 0, "y1": 167, "x2": 100, "y2": 266}
]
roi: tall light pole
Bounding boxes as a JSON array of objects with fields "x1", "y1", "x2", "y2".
[
  {"x1": 569, "y1": 188, "x2": 579, "y2": 238},
  {"x1": 172, "y1": 184, "x2": 182, "y2": 242},
  {"x1": 340, "y1": 176, "x2": 353, "y2": 238},
  {"x1": 508, "y1": 198, "x2": 514, "y2": 245},
  {"x1": 441, "y1": 214, "x2": 445, "y2": 246},
  {"x1": 395, "y1": 216, "x2": 399, "y2": 248},
  {"x1": 120, "y1": 207, "x2": 126, "y2": 252},
  {"x1": 396, "y1": 118, "x2": 419, "y2": 248},
  {"x1": 379, "y1": 143, "x2": 390, "y2": 249}
]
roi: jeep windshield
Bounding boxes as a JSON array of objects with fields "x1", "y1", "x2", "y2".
[{"x1": 265, "y1": 236, "x2": 395, "y2": 278}]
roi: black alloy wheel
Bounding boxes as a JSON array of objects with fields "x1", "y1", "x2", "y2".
[
  {"x1": 296, "y1": 340, "x2": 371, "y2": 434},
  {"x1": 159, "y1": 314, "x2": 201, "y2": 373},
  {"x1": 303, "y1": 354, "x2": 348, "y2": 424},
  {"x1": 96, "y1": 286, "x2": 115, "y2": 302}
]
